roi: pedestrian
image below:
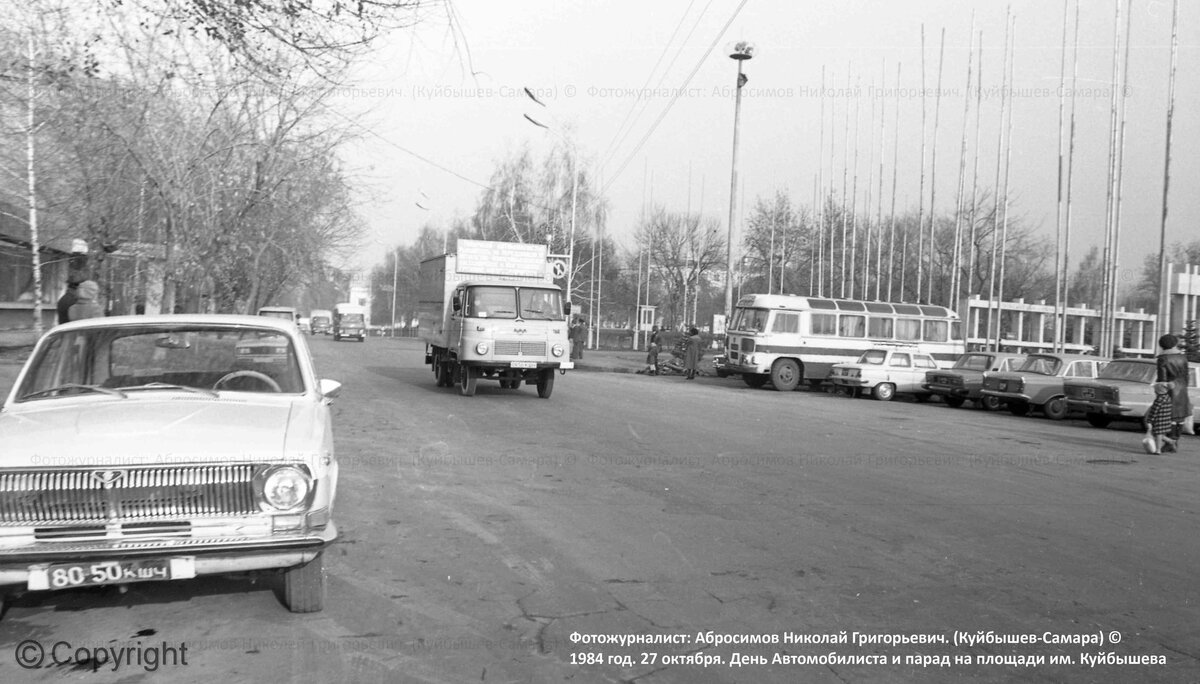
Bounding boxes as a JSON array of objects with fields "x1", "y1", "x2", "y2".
[
  {"x1": 1142, "y1": 382, "x2": 1175, "y2": 454},
  {"x1": 67, "y1": 280, "x2": 104, "y2": 321},
  {"x1": 56, "y1": 277, "x2": 80, "y2": 324},
  {"x1": 1156, "y1": 333, "x2": 1193, "y2": 453},
  {"x1": 683, "y1": 326, "x2": 701, "y2": 380},
  {"x1": 644, "y1": 326, "x2": 660, "y2": 375},
  {"x1": 570, "y1": 318, "x2": 585, "y2": 360}
]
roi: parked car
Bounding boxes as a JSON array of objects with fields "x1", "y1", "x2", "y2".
[
  {"x1": 980, "y1": 352, "x2": 1107, "y2": 420},
  {"x1": 829, "y1": 346, "x2": 939, "y2": 401},
  {"x1": 1064, "y1": 358, "x2": 1200, "y2": 428},
  {"x1": 0, "y1": 315, "x2": 341, "y2": 613},
  {"x1": 923, "y1": 351, "x2": 1026, "y2": 409}
]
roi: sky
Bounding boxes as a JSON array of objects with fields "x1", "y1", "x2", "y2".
[{"x1": 336, "y1": 0, "x2": 1200, "y2": 293}]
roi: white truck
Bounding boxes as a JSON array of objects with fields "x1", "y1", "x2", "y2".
[{"x1": 419, "y1": 239, "x2": 572, "y2": 397}]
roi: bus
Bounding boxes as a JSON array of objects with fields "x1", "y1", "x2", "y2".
[{"x1": 724, "y1": 294, "x2": 965, "y2": 391}]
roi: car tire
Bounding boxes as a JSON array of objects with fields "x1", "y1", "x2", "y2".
[
  {"x1": 742, "y1": 374, "x2": 768, "y2": 389},
  {"x1": 1085, "y1": 412, "x2": 1112, "y2": 428},
  {"x1": 536, "y1": 369, "x2": 555, "y2": 398},
  {"x1": 1008, "y1": 401, "x2": 1030, "y2": 417},
  {"x1": 283, "y1": 552, "x2": 326, "y2": 613},
  {"x1": 1043, "y1": 396, "x2": 1068, "y2": 420},
  {"x1": 458, "y1": 365, "x2": 477, "y2": 396},
  {"x1": 872, "y1": 383, "x2": 895, "y2": 401},
  {"x1": 770, "y1": 359, "x2": 801, "y2": 392},
  {"x1": 944, "y1": 396, "x2": 966, "y2": 408},
  {"x1": 978, "y1": 395, "x2": 1003, "y2": 411}
]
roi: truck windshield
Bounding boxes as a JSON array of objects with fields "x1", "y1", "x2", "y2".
[
  {"x1": 465, "y1": 286, "x2": 564, "y2": 320},
  {"x1": 518, "y1": 288, "x2": 565, "y2": 321}
]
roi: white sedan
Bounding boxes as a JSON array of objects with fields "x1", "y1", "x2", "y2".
[
  {"x1": 829, "y1": 347, "x2": 939, "y2": 401},
  {"x1": 0, "y1": 315, "x2": 340, "y2": 613}
]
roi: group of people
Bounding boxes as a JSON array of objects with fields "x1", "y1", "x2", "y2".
[
  {"x1": 643, "y1": 325, "x2": 704, "y2": 379},
  {"x1": 55, "y1": 278, "x2": 104, "y2": 324},
  {"x1": 1144, "y1": 333, "x2": 1195, "y2": 454}
]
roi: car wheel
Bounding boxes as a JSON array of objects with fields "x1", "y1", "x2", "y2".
[
  {"x1": 742, "y1": 374, "x2": 768, "y2": 389},
  {"x1": 1008, "y1": 401, "x2": 1030, "y2": 417},
  {"x1": 978, "y1": 394, "x2": 1003, "y2": 411},
  {"x1": 872, "y1": 383, "x2": 895, "y2": 401},
  {"x1": 1043, "y1": 396, "x2": 1068, "y2": 420},
  {"x1": 536, "y1": 369, "x2": 555, "y2": 398},
  {"x1": 458, "y1": 365, "x2": 477, "y2": 396},
  {"x1": 1085, "y1": 412, "x2": 1112, "y2": 428},
  {"x1": 944, "y1": 396, "x2": 966, "y2": 408},
  {"x1": 283, "y1": 552, "x2": 326, "y2": 613},
  {"x1": 770, "y1": 359, "x2": 801, "y2": 392}
]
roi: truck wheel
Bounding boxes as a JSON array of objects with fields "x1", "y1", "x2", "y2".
[
  {"x1": 872, "y1": 383, "x2": 896, "y2": 401},
  {"x1": 1043, "y1": 396, "x2": 1068, "y2": 420},
  {"x1": 770, "y1": 359, "x2": 800, "y2": 392},
  {"x1": 434, "y1": 358, "x2": 451, "y2": 387},
  {"x1": 458, "y1": 365, "x2": 477, "y2": 396},
  {"x1": 536, "y1": 369, "x2": 555, "y2": 398},
  {"x1": 283, "y1": 552, "x2": 325, "y2": 613}
]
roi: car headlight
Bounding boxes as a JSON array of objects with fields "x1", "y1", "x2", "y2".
[
  {"x1": 475, "y1": 341, "x2": 490, "y2": 355},
  {"x1": 551, "y1": 343, "x2": 564, "y2": 357},
  {"x1": 262, "y1": 466, "x2": 312, "y2": 511}
]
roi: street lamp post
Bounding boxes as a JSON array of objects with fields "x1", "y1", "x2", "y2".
[
  {"x1": 725, "y1": 41, "x2": 755, "y2": 322},
  {"x1": 523, "y1": 90, "x2": 578, "y2": 309},
  {"x1": 389, "y1": 247, "x2": 398, "y2": 337}
]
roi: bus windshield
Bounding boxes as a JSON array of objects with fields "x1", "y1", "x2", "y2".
[{"x1": 731, "y1": 307, "x2": 770, "y2": 333}]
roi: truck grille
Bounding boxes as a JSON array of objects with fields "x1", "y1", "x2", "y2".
[
  {"x1": 0, "y1": 466, "x2": 260, "y2": 525},
  {"x1": 493, "y1": 340, "x2": 547, "y2": 356}
]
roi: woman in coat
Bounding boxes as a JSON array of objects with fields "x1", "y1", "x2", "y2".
[
  {"x1": 683, "y1": 327, "x2": 702, "y2": 380},
  {"x1": 1156, "y1": 333, "x2": 1193, "y2": 453},
  {"x1": 67, "y1": 280, "x2": 104, "y2": 321}
]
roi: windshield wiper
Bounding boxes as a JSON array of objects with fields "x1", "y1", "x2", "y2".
[
  {"x1": 21, "y1": 384, "x2": 127, "y2": 400},
  {"x1": 117, "y1": 382, "x2": 219, "y2": 398}
]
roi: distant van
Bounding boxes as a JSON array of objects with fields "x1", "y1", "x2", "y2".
[
  {"x1": 257, "y1": 306, "x2": 299, "y2": 327},
  {"x1": 309, "y1": 309, "x2": 333, "y2": 336},
  {"x1": 333, "y1": 303, "x2": 366, "y2": 342}
]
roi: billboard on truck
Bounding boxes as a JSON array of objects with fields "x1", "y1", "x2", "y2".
[{"x1": 419, "y1": 239, "x2": 572, "y2": 398}]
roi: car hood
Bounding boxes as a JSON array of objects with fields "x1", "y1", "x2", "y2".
[{"x1": 0, "y1": 397, "x2": 307, "y2": 467}]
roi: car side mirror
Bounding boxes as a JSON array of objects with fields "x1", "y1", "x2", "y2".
[
  {"x1": 563, "y1": 300, "x2": 572, "y2": 316},
  {"x1": 452, "y1": 295, "x2": 461, "y2": 312},
  {"x1": 319, "y1": 379, "x2": 342, "y2": 399}
]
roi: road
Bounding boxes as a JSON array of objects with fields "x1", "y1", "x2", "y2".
[{"x1": 1, "y1": 337, "x2": 1198, "y2": 683}]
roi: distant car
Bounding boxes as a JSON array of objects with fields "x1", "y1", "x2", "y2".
[
  {"x1": 298, "y1": 317, "x2": 312, "y2": 334},
  {"x1": 1064, "y1": 358, "x2": 1200, "y2": 429},
  {"x1": 257, "y1": 306, "x2": 300, "y2": 327},
  {"x1": 923, "y1": 351, "x2": 1025, "y2": 409},
  {"x1": 0, "y1": 315, "x2": 341, "y2": 613},
  {"x1": 712, "y1": 353, "x2": 732, "y2": 378},
  {"x1": 829, "y1": 346, "x2": 938, "y2": 401},
  {"x1": 332, "y1": 303, "x2": 366, "y2": 342},
  {"x1": 980, "y1": 353, "x2": 1107, "y2": 420},
  {"x1": 309, "y1": 310, "x2": 333, "y2": 336}
]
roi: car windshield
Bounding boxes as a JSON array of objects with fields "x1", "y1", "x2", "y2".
[
  {"x1": 1017, "y1": 355, "x2": 1062, "y2": 375},
  {"x1": 339, "y1": 314, "x2": 365, "y2": 325},
  {"x1": 731, "y1": 307, "x2": 769, "y2": 333},
  {"x1": 1098, "y1": 361, "x2": 1156, "y2": 383},
  {"x1": 15, "y1": 324, "x2": 305, "y2": 402},
  {"x1": 857, "y1": 350, "x2": 887, "y2": 365},
  {"x1": 952, "y1": 354, "x2": 994, "y2": 371}
]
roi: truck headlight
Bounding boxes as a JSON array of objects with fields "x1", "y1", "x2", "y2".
[
  {"x1": 262, "y1": 466, "x2": 312, "y2": 511},
  {"x1": 475, "y1": 341, "x2": 490, "y2": 354},
  {"x1": 551, "y1": 344, "x2": 564, "y2": 357}
]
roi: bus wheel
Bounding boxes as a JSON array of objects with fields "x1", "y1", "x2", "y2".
[
  {"x1": 872, "y1": 383, "x2": 896, "y2": 401},
  {"x1": 770, "y1": 359, "x2": 800, "y2": 392},
  {"x1": 742, "y1": 374, "x2": 768, "y2": 389}
]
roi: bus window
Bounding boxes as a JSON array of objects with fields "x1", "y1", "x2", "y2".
[
  {"x1": 950, "y1": 321, "x2": 963, "y2": 340},
  {"x1": 839, "y1": 315, "x2": 865, "y2": 337},
  {"x1": 811, "y1": 313, "x2": 836, "y2": 335},
  {"x1": 896, "y1": 318, "x2": 921, "y2": 341},
  {"x1": 923, "y1": 320, "x2": 948, "y2": 342},
  {"x1": 771, "y1": 312, "x2": 799, "y2": 334},
  {"x1": 734, "y1": 308, "x2": 769, "y2": 332},
  {"x1": 868, "y1": 316, "x2": 893, "y2": 338}
]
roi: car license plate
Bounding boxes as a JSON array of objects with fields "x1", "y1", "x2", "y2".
[
  {"x1": 1081, "y1": 388, "x2": 1094, "y2": 399},
  {"x1": 28, "y1": 558, "x2": 194, "y2": 591},
  {"x1": 997, "y1": 381, "x2": 1008, "y2": 391},
  {"x1": 510, "y1": 360, "x2": 537, "y2": 369}
]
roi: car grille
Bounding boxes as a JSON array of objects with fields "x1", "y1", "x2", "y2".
[
  {"x1": 0, "y1": 466, "x2": 260, "y2": 524},
  {"x1": 494, "y1": 340, "x2": 547, "y2": 356}
]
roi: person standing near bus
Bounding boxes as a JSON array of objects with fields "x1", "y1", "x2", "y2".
[
  {"x1": 683, "y1": 326, "x2": 701, "y2": 380},
  {"x1": 1156, "y1": 333, "x2": 1193, "y2": 453}
]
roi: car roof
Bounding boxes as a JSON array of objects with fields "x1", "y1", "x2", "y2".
[{"x1": 50, "y1": 314, "x2": 300, "y2": 334}]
